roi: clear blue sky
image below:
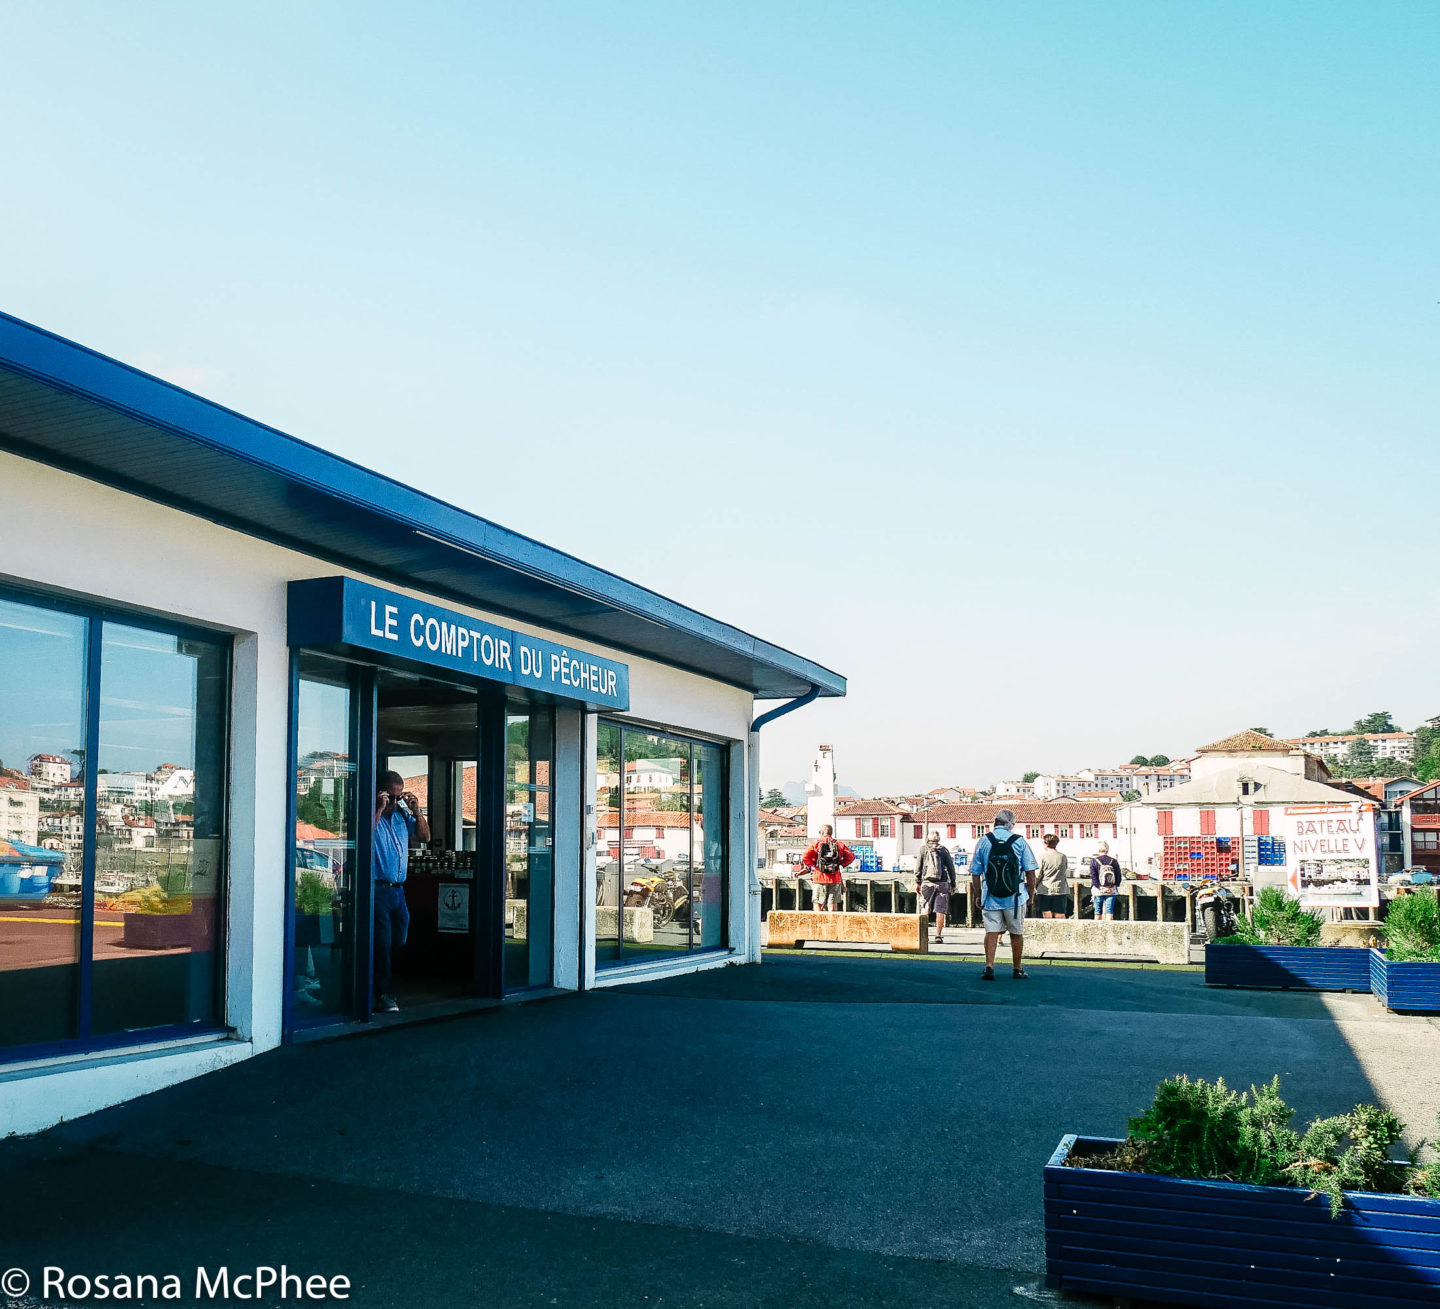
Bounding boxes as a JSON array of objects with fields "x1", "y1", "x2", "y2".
[{"x1": 3, "y1": 2, "x2": 1436, "y2": 793}]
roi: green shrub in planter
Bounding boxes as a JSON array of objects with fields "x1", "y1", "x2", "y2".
[
  {"x1": 1384, "y1": 886, "x2": 1440, "y2": 962},
  {"x1": 1218, "y1": 886, "x2": 1323, "y2": 947},
  {"x1": 1078, "y1": 1073, "x2": 1440, "y2": 1215}
]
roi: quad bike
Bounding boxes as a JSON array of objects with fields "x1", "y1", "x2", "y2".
[{"x1": 624, "y1": 869, "x2": 691, "y2": 928}]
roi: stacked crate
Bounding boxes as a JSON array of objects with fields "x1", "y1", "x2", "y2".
[
  {"x1": 1243, "y1": 835, "x2": 1289, "y2": 869},
  {"x1": 1160, "y1": 835, "x2": 1240, "y2": 881}
]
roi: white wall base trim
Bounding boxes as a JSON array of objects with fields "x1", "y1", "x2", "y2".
[
  {"x1": 2, "y1": 1035, "x2": 253, "y2": 1139},
  {"x1": 589, "y1": 948, "x2": 743, "y2": 989}
]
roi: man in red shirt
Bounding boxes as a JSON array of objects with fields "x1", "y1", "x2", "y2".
[{"x1": 801, "y1": 824, "x2": 856, "y2": 911}]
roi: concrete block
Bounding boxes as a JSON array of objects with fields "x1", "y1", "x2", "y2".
[
  {"x1": 764, "y1": 910, "x2": 928, "y2": 953},
  {"x1": 595, "y1": 905, "x2": 654, "y2": 943},
  {"x1": 1320, "y1": 921, "x2": 1384, "y2": 950},
  {"x1": 1021, "y1": 918, "x2": 1190, "y2": 964}
]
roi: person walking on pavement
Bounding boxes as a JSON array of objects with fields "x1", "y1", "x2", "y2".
[
  {"x1": 801, "y1": 824, "x2": 856, "y2": 911},
  {"x1": 968, "y1": 809, "x2": 1038, "y2": 980},
  {"x1": 1035, "y1": 833, "x2": 1070, "y2": 918},
  {"x1": 1090, "y1": 842, "x2": 1123, "y2": 921},
  {"x1": 915, "y1": 830, "x2": 957, "y2": 943}
]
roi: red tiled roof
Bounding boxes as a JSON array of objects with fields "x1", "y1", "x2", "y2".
[
  {"x1": 1197, "y1": 730, "x2": 1295, "y2": 754},
  {"x1": 1285, "y1": 732, "x2": 1414, "y2": 745},
  {"x1": 596, "y1": 810, "x2": 696, "y2": 829},
  {"x1": 0, "y1": 776, "x2": 32, "y2": 792},
  {"x1": 923, "y1": 801, "x2": 1119, "y2": 823},
  {"x1": 842, "y1": 801, "x2": 904, "y2": 816},
  {"x1": 295, "y1": 821, "x2": 339, "y2": 841}
]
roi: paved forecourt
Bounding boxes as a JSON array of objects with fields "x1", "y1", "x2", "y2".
[{"x1": 3, "y1": 954, "x2": 1436, "y2": 1306}]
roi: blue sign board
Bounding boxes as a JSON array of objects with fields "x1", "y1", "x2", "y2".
[{"x1": 288, "y1": 577, "x2": 629, "y2": 710}]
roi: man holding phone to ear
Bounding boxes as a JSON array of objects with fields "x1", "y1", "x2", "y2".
[{"x1": 373, "y1": 768, "x2": 430, "y2": 1012}]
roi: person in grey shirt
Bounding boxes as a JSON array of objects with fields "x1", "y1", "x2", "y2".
[
  {"x1": 1035, "y1": 833, "x2": 1070, "y2": 917},
  {"x1": 915, "y1": 831, "x2": 957, "y2": 943}
]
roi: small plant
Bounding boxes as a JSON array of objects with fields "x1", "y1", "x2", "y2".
[
  {"x1": 1218, "y1": 886, "x2": 1323, "y2": 947},
  {"x1": 1077, "y1": 1075, "x2": 1440, "y2": 1216},
  {"x1": 1383, "y1": 887, "x2": 1440, "y2": 962},
  {"x1": 295, "y1": 870, "x2": 333, "y2": 916}
]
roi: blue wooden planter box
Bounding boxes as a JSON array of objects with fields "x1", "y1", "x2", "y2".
[
  {"x1": 1205, "y1": 943, "x2": 1371, "y2": 992},
  {"x1": 1371, "y1": 948, "x2": 1440, "y2": 1013},
  {"x1": 1046, "y1": 1135, "x2": 1440, "y2": 1308}
]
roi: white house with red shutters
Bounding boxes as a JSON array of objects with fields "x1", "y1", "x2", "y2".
[
  {"x1": 839, "y1": 799, "x2": 1121, "y2": 872},
  {"x1": 1115, "y1": 729, "x2": 1345, "y2": 879},
  {"x1": 596, "y1": 809, "x2": 704, "y2": 865}
]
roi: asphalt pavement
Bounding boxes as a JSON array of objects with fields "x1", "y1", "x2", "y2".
[{"x1": 4, "y1": 953, "x2": 1439, "y2": 1308}]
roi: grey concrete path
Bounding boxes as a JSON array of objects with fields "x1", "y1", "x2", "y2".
[{"x1": 4, "y1": 954, "x2": 1439, "y2": 1307}]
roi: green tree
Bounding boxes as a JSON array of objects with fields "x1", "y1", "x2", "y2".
[
  {"x1": 1121, "y1": 789, "x2": 1142, "y2": 803},
  {"x1": 760, "y1": 787, "x2": 788, "y2": 808},
  {"x1": 1304, "y1": 728, "x2": 1334, "y2": 738},
  {"x1": 1129, "y1": 755, "x2": 1149, "y2": 765},
  {"x1": 1022, "y1": 771, "x2": 1040, "y2": 783},
  {"x1": 1250, "y1": 727, "x2": 1273, "y2": 737},
  {"x1": 1413, "y1": 726, "x2": 1440, "y2": 783},
  {"x1": 1343, "y1": 735, "x2": 1377, "y2": 777},
  {"x1": 1148, "y1": 755, "x2": 1171, "y2": 766},
  {"x1": 1351, "y1": 711, "x2": 1398, "y2": 735}
]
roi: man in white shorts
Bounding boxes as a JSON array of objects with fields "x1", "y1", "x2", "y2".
[{"x1": 968, "y1": 808, "x2": 1038, "y2": 981}]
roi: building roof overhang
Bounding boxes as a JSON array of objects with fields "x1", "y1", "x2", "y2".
[{"x1": 0, "y1": 312, "x2": 844, "y2": 701}]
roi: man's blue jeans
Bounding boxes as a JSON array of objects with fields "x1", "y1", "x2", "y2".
[{"x1": 374, "y1": 882, "x2": 409, "y2": 999}]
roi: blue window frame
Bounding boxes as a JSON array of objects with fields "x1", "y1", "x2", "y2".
[{"x1": 0, "y1": 582, "x2": 230, "y2": 1065}]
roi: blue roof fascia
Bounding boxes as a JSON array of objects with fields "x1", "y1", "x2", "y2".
[{"x1": 0, "y1": 311, "x2": 844, "y2": 698}]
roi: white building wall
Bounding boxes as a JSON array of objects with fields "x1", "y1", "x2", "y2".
[{"x1": 1, "y1": 449, "x2": 756, "y2": 1127}]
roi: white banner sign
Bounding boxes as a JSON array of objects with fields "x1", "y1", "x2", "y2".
[{"x1": 1280, "y1": 803, "x2": 1379, "y2": 908}]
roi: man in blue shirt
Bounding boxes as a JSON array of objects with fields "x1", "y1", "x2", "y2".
[
  {"x1": 373, "y1": 769, "x2": 430, "y2": 1012},
  {"x1": 968, "y1": 809, "x2": 1038, "y2": 981}
]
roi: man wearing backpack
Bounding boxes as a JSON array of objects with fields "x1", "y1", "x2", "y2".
[
  {"x1": 916, "y1": 831, "x2": 957, "y2": 943},
  {"x1": 968, "y1": 809, "x2": 1039, "y2": 980},
  {"x1": 801, "y1": 824, "x2": 856, "y2": 911}
]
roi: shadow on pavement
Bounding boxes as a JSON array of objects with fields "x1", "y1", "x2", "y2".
[{"x1": 4, "y1": 955, "x2": 1433, "y2": 1308}]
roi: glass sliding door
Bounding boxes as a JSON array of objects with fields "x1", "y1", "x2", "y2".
[
  {"x1": 594, "y1": 721, "x2": 623, "y2": 966},
  {"x1": 505, "y1": 705, "x2": 553, "y2": 990},
  {"x1": 594, "y1": 722, "x2": 729, "y2": 969},
  {"x1": 623, "y1": 731, "x2": 691, "y2": 955},
  {"x1": 693, "y1": 740, "x2": 727, "y2": 951},
  {"x1": 292, "y1": 654, "x2": 359, "y2": 1024},
  {"x1": 0, "y1": 597, "x2": 88, "y2": 1050}
]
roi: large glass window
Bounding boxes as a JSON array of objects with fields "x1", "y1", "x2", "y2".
[
  {"x1": 505, "y1": 706, "x2": 553, "y2": 990},
  {"x1": 0, "y1": 598, "x2": 88, "y2": 1049},
  {"x1": 595, "y1": 721, "x2": 728, "y2": 967},
  {"x1": 292, "y1": 655, "x2": 358, "y2": 1023},
  {"x1": 595, "y1": 721, "x2": 623, "y2": 966},
  {"x1": 90, "y1": 624, "x2": 227, "y2": 1036},
  {"x1": 0, "y1": 590, "x2": 229, "y2": 1058}
]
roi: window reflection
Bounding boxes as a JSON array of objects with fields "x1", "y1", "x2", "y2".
[
  {"x1": 594, "y1": 722, "x2": 622, "y2": 965},
  {"x1": 622, "y1": 733, "x2": 692, "y2": 955},
  {"x1": 0, "y1": 598, "x2": 87, "y2": 1049},
  {"x1": 594, "y1": 722, "x2": 727, "y2": 968},
  {"x1": 90, "y1": 624, "x2": 227, "y2": 1036},
  {"x1": 505, "y1": 707, "x2": 554, "y2": 990},
  {"x1": 293, "y1": 657, "x2": 357, "y2": 1022}
]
